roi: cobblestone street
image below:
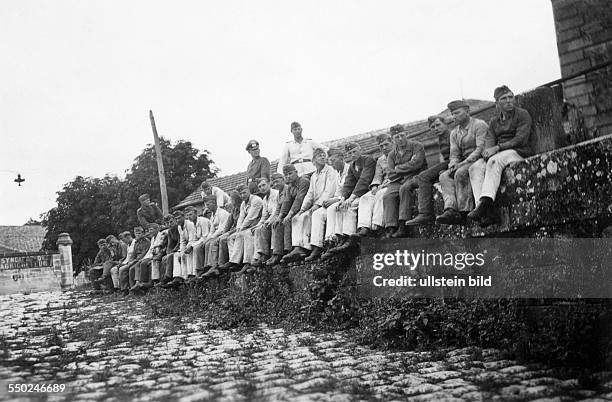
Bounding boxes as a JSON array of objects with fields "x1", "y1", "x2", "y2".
[{"x1": 0, "y1": 290, "x2": 610, "y2": 401}]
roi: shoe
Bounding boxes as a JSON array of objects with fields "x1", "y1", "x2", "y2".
[
  {"x1": 266, "y1": 255, "x2": 282, "y2": 266},
  {"x1": 467, "y1": 197, "x2": 493, "y2": 221},
  {"x1": 355, "y1": 227, "x2": 371, "y2": 237},
  {"x1": 229, "y1": 263, "x2": 243, "y2": 272},
  {"x1": 130, "y1": 283, "x2": 141, "y2": 292},
  {"x1": 236, "y1": 265, "x2": 250, "y2": 275},
  {"x1": 202, "y1": 267, "x2": 220, "y2": 277},
  {"x1": 280, "y1": 248, "x2": 306, "y2": 263},
  {"x1": 384, "y1": 227, "x2": 396, "y2": 239},
  {"x1": 304, "y1": 246, "x2": 322, "y2": 262},
  {"x1": 334, "y1": 238, "x2": 358, "y2": 253},
  {"x1": 436, "y1": 209, "x2": 464, "y2": 225},
  {"x1": 246, "y1": 266, "x2": 256, "y2": 274},
  {"x1": 218, "y1": 261, "x2": 234, "y2": 270},
  {"x1": 320, "y1": 249, "x2": 335, "y2": 260},
  {"x1": 391, "y1": 223, "x2": 410, "y2": 238},
  {"x1": 405, "y1": 214, "x2": 434, "y2": 226},
  {"x1": 478, "y1": 208, "x2": 501, "y2": 227}
]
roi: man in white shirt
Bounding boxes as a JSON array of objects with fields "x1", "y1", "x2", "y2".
[
  {"x1": 277, "y1": 122, "x2": 326, "y2": 177},
  {"x1": 251, "y1": 177, "x2": 280, "y2": 267},
  {"x1": 197, "y1": 195, "x2": 230, "y2": 278},
  {"x1": 130, "y1": 223, "x2": 164, "y2": 292},
  {"x1": 219, "y1": 184, "x2": 264, "y2": 274},
  {"x1": 179, "y1": 206, "x2": 210, "y2": 279},
  {"x1": 200, "y1": 181, "x2": 232, "y2": 211}
]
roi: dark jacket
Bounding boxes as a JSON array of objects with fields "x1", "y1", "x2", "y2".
[
  {"x1": 93, "y1": 248, "x2": 112, "y2": 266},
  {"x1": 109, "y1": 242, "x2": 127, "y2": 263},
  {"x1": 132, "y1": 237, "x2": 151, "y2": 262},
  {"x1": 387, "y1": 141, "x2": 427, "y2": 183},
  {"x1": 279, "y1": 177, "x2": 310, "y2": 218},
  {"x1": 165, "y1": 225, "x2": 180, "y2": 254},
  {"x1": 487, "y1": 107, "x2": 533, "y2": 157},
  {"x1": 137, "y1": 204, "x2": 163, "y2": 229},
  {"x1": 342, "y1": 155, "x2": 377, "y2": 198}
]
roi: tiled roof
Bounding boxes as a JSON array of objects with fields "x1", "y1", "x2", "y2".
[
  {"x1": 0, "y1": 225, "x2": 46, "y2": 254},
  {"x1": 174, "y1": 99, "x2": 495, "y2": 209}
]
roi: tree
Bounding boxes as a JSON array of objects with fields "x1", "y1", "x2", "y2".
[{"x1": 42, "y1": 139, "x2": 217, "y2": 270}]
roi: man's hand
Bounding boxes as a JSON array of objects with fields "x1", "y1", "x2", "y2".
[
  {"x1": 340, "y1": 197, "x2": 354, "y2": 210},
  {"x1": 184, "y1": 244, "x2": 193, "y2": 254},
  {"x1": 446, "y1": 165, "x2": 457, "y2": 178},
  {"x1": 323, "y1": 198, "x2": 338, "y2": 208},
  {"x1": 282, "y1": 215, "x2": 293, "y2": 225},
  {"x1": 310, "y1": 205, "x2": 321, "y2": 214},
  {"x1": 270, "y1": 217, "x2": 281, "y2": 228},
  {"x1": 482, "y1": 145, "x2": 500, "y2": 160},
  {"x1": 371, "y1": 185, "x2": 379, "y2": 195}
]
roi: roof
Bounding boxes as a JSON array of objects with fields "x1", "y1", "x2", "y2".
[
  {"x1": 0, "y1": 225, "x2": 46, "y2": 254},
  {"x1": 174, "y1": 99, "x2": 495, "y2": 209}
]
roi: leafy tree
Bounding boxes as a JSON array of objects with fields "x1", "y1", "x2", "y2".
[{"x1": 42, "y1": 138, "x2": 217, "y2": 270}]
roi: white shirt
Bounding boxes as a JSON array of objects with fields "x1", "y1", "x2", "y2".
[
  {"x1": 277, "y1": 138, "x2": 326, "y2": 177},
  {"x1": 333, "y1": 163, "x2": 351, "y2": 198},
  {"x1": 258, "y1": 189, "x2": 280, "y2": 225},
  {"x1": 301, "y1": 164, "x2": 339, "y2": 210},
  {"x1": 209, "y1": 208, "x2": 231, "y2": 238},
  {"x1": 122, "y1": 239, "x2": 135, "y2": 264}
]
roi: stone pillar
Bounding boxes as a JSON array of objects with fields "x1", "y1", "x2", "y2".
[
  {"x1": 518, "y1": 86, "x2": 567, "y2": 153},
  {"x1": 56, "y1": 233, "x2": 74, "y2": 291}
]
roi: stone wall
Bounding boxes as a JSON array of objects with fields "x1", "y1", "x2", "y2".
[{"x1": 551, "y1": 0, "x2": 612, "y2": 138}]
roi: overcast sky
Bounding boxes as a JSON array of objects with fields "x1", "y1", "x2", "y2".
[{"x1": 1, "y1": 0, "x2": 560, "y2": 225}]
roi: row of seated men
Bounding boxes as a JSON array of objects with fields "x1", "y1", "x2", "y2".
[{"x1": 89, "y1": 84, "x2": 533, "y2": 293}]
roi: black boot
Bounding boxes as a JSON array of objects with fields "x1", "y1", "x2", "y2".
[
  {"x1": 468, "y1": 197, "x2": 493, "y2": 221},
  {"x1": 391, "y1": 221, "x2": 409, "y2": 238}
]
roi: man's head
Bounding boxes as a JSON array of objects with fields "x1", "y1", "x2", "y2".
[
  {"x1": 229, "y1": 190, "x2": 242, "y2": 210},
  {"x1": 173, "y1": 211, "x2": 185, "y2": 226},
  {"x1": 390, "y1": 124, "x2": 407, "y2": 148},
  {"x1": 203, "y1": 195, "x2": 218, "y2": 213},
  {"x1": 428, "y1": 115, "x2": 450, "y2": 136},
  {"x1": 119, "y1": 231, "x2": 132, "y2": 244},
  {"x1": 236, "y1": 184, "x2": 250, "y2": 202},
  {"x1": 494, "y1": 85, "x2": 515, "y2": 114},
  {"x1": 345, "y1": 142, "x2": 362, "y2": 163},
  {"x1": 327, "y1": 147, "x2": 345, "y2": 170},
  {"x1": 257, "y1": 177, "x2": 271, "y2": 195},
  {"x1": 271, "y1": 172, "x2": 285, "y2": 190},
  {"x1": 185, "y1": 207, "x2": 197, "y2": 222},
  {"x1": 105, "y1": 235, "x2": 119, "y2": 245},
  {"x1": 290, "y1": 121, "x2": 302, "y2": 139},
  {"x1": 448, "y1": 100, "x2": 470, "y2": 125},
  {"x1": 283, "y1": 164, "x2": 299, "y2": 184},
  {"x1": 97, "y1": 238, "x2": 107, "y2": 250},
  {"x1": 376, "y1": 134, "x2": 393, "y2": 156},
  {"x1": 311, "y1": 147, "x2": 327, "y2": 169},
  {"x1": 148, "y1": 223, "x2": 160, "y2": 237},
  {"x1": 245, "y1": 139, "x2": 260, "y2": 158},
  {"x1": 134, "y1": 226, "x2": 145, "y2": 240},
  {"x1": 138, "y1": 194, "x2": 151, "y2": 207},
  {"x1": 163, "y1": 213, "x2": 176, "y2": 228}
]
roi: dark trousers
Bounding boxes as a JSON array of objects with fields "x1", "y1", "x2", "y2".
[
  {"x1": 271, "y1": 221, "x2": 292, "y2": 255},
  {"x1": 400, "y1": 162, "x2": 448, "y2": 218},
  {"x1": 162, "y1": 253, "x2": 174, "y2": 280},
  {"x1": 136, "y1": 258, "x2": 152, "y2": 283}
]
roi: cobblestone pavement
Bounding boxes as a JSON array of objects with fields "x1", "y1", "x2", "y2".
[{"x1": 0, "y1": 291, "x2": 610, "y2": 402}]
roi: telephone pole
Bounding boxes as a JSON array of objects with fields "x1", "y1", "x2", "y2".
[{"x1": 149, "y1": 110, "x2": 169, "y2": 215}]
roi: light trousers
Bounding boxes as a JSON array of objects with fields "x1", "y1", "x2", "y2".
[
  {"x1": 439, "y1": 163, "x2": 474, "y2": 212},
  {"x1": 229, "y1": 229, "x2": 255, "y2": 264},
  {"x1": 291, "y1": 212, "x2": 312, "y2": 250},
  {"x1": 357, "y1": 187, "x2": 387, "y2": 229},
  {"x1": 327, "y1": 199, "x2": 360, "y2": 236},
  {"x1": 254, "y1": 225, "x2": 272, "y2": 258},
  {"x1": 469, "y1": 150, "x2": 524, "y2": 201}
]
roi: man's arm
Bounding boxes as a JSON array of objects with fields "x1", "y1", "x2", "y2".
[
  {"x1": 394, "y1": 142, "x2": 426, "y2": 174},
  {"x1": 241, "y1": 198, "x2": 263, "y2": 229},
  {"x1": 317, "y1": 169, "x2": 339, "y2": 205},
  {"x1": 133, "y1": 239, "x2": 151, "y2": 260},
  {"x1": 449, "y1": 130, "x2": 460, "y2": 167},
  {"x1": 499, "y1": 109, "x2": 532, "y2": 151},
  {"x1": 298, "y1": 180, "x2": 315, "y2": 212},
  {"x1": 464, "y1": 121, "x2": 489, "y2": 164},
  {"x1": 136, "y1": 209, "x2": 148, "y2": 228},
  {"x1": 277, "y1": 144, "x2": 290, "y2": 173},
  {"x1": 260, "y1": 158, "x2": 271, "y2": 181},
  {"x1": 370, "y1": 158, "x2": 384, "y2": 187},
  {"x1": 341, "y1": 166, "x2": 357, "y2": 199}
]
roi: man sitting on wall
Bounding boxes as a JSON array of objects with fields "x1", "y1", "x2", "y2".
[
  {"x1": 200, "y1": 181, "x2": 232, "y2": 210},
  {"x1": 197, "y1": 195, "x2": 230, "y2": 278},
  {"x1": 110, "y1": 231, "x2": 134, "y2": 291},
  {"x1": 404, "y1": 115, "x2": 453, "y2": 226},
  {"x1": 436, "y1": 101, "x2": 489, "y2": 225},
  {"x1": 130, "y1": 223, "x2": 163, "y2": 293},
  {"x1": 282, "y1": 148, "x2": 339, "y2": 263},
  {"x1": 468, "y1": 85, "x2": 533, "y2": 226},
  {"x1": 118, "y1": 226, "x2": 150, "y2": 295},
  {"x1": 355, "y1": 134, "x2": 393, "y2": 237},
  {"x1": 382, "y1": 124, "x2": 427, "y2": 237},
  {"x1": 158, "y1": 213, "x2": 182, "y2": 287},
  {"x1": 219, "y1": 184, "x2": 264, "y2": 274},
  {"x1": 93, "y1": 234, "x2": 126, "y2": 291},
  {"x1": 321, "y1": 142, "x2": 376, "y2": 259},
  {"x1": 251, "y1": 177, "x2": 280, "y2": 267},
  {"x1": 136, "y1": 193, "x2": 163, "y2": 230},
  {"x1": 215, "y1": 191, "x2": 243, "y2": 270},
  {"x1": 89, "y1": 238, "x2": 112, "y2": 290},
  {"x1": 319, "y1": 147, "x2": 350, "y2": 251},
  {"x1": 179, "y1": 206, "x2": 210, "y2": 280}
]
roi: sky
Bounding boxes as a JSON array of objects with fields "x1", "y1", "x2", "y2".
[{"x1": 0, "y1": 0, "x2": 561, "y2": 225}]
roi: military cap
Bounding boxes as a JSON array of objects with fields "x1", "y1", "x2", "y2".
[
  {"x1": 138, "y1": 194, "x2": 150, "y2": 202},
  {"x1": 235, "y1": 184, "x2": 248, "y2": 192},
  {"x1": 291, "y1": 121, "x2": 301, "y2": 129},
  {"x1": 282, "y1": 164, "x2": 298, "y2": 173},
  {"x1": 313, "y1": 147, "x2": 328, "y2": 158},
  {"x1": 245, "y1": 139, "x2": 259, "y2": 151},
  {"x1": 163, "y1": 213, "x2": 174, "y2": 220},
  {"x1": 96, "y1": 238, "x2": 107, "y2": 245},
  {"x1": 172, "y1": 210, "x2": 184, "y2": 217},
  {"x1": 428, "y1": 115, "x2": 446, "y2": 125},
  {"x1": 376, "y1": 133, "x2": 391, "y2": 144},
  {"x1": 120, "y1": 231, "x2": 132, "y2": 238},
  {"x1": 133, "y1": 226, "x2": 144, "y2": 232},
  {"x1": 105, "y1": 234, "x2": 117, "y2": 242},
  {"x1": 494, "y1": 85, "x2": 513, "y2": 100},
  {"x1": 184, "y1": 206, "x2": 197, "y2": 213},
  {"x1": 447, "y1": 100, "x2": 469, "y2": 112},
  {"x1": 390, "y1": 124, "x2": 405, "y2": 135},
  {"x1": 271, "y1": 172, "x2": 284, "y2": 180},
  {"x1": 344, "y1": 142, "x2": 360, "y2": 151},
  {"x1": 326, "y1": 146, "x2": 344, "y2": 157}
]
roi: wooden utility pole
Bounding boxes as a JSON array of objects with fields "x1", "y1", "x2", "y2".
[{"x1": 149, "y1": 110, "x2": 169, "y2": 215}]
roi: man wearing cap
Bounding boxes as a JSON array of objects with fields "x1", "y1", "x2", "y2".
[
  {"x1": 267, "y1": 166, "x2": 310, "y2": 266},
  {"x1": 245, "y1": 140, "x2": 271, "y2": 196},
  {"x1": 250, "y1": 177, "x2": 280, "y2": 267},
  {"x1": 216, "y1": 191, "x2": 243, "y2": 268},
  {"x1": 110, "y1": 231, "x2": 134, "y2": 291},
  {"x1": 118, "y1": 226, "x2": 150, "y2": 294},
  {"x1": 320, "y1": 147, "x2": 351, "y2": 245},
  {"x1": 356, "y1": 134, "x2": 393, "y2": 237},
  {"x1": 320, "y1": 142, "x2": 376, "y2": 259},
  {"x1": 180, "y1": 206, "x2": 211, "y2": 279},
  {"x1": 282, "y1": 148, "x2": 339, "y2": 263},
  {"x1": 89, "y1": 239, "x2": 112, "y2": 289},
  {"x1": 382, "y1": 124, "x2": 427, "y2": 237},
  {"x1": 130, "y1": 223, "x2": 163, "y2": 293},
  {"x1": 277, "y1": 122, "x2": 326, "y2": 177},
  {"x1": 136, "y1": 194, "x2": 163, "y2": 230},
  {"x1": 220, "y1": 184, "x2": 264, "y2": 274},
  {"x1": 468, "y1": 85, "x2": 533, "y2": 226},
  {"x1": 196, "y1": 195, "x2": 231, "y2": 278},
  {"x1": 435, "y1": 101, "x2": 489, "y2": 225},
  {"x1": 93, "y1": 234, "x2": 127, "y2": 290}
]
